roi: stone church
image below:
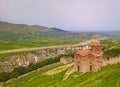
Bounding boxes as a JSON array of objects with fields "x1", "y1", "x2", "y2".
[{"x1": 74, "y1": 41, "x2": 104, "y2": 73}]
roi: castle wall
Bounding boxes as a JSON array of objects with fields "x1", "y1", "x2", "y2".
[{"x1": 103, "y1": 56, "x2": 120, "y2": 66}]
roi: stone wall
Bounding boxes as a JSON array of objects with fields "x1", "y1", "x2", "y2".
[
  {"x1": 5, "y1": 62, "x2": 61, "y2": 84},
  {"x1": 60, "y1": 58, "x2": 73, "y2": 64},
  {"x1": 103, "y1": 56, "x2": 120, "y2": 66}
]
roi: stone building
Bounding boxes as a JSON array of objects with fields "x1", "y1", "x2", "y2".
[
  {"x1": 60, "y1": 57, "x2": 73, "y2": 64},
  {"x1": 1, "y1": 62, "x2": 13, "y2": 72},
  {"x1": 18, "y1": 59, "x2": 29, "y2": 67},
  {"x1": 74, "y1": 41, "x2": 104, "y2": 73}
]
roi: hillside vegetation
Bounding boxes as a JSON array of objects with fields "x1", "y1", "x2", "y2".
[
  {"x1": 4, "y1": 63, "x2": 120, "y2": 87},
  {"x1": 102, "y1": 39, "x2": 120, "y2": 59},
  {"x1": 0, "y1": 21, "x2": 89, "y2": 51},
  {"x1": 0, "y1": 21, "x2": 71, "y2": 39}
]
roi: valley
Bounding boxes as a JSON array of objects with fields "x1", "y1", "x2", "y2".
[
  {"x1": 0, "y1": 21, "x2": 120, "y2": 87},
  {"x1": 0, "y1": 21, "x2": 90, "y2": 51},
  {"x1": 1, "y1": 0, "x2": 120, "y2": 86}
]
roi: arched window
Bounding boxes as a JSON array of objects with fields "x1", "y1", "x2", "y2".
[
  {"x1": 90, "y1": 66, "x2": 93, "y2": 71},
  {"x1": 78, "y1": 66, "x2": 80, "y2": 72}
]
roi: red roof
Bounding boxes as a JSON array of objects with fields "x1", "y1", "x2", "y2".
[
  {"x1": 91, "y1": 52, "x2": 98, "y2": 57},
  {"x1": 91, "y1": 51, "x2": 103, "y2": 57},
  {"x1": 77, "y1": 50, "x2": 104, "y2": 57},
  {"x1": 77, "y1": 50, "x2": 90, "y2": 56},
  {"x1": 90, "y1": 41, "x2": 102, "y2": 46},
  {"x1": 97, "y1": 58, "x2": 103, "y2": 63}
]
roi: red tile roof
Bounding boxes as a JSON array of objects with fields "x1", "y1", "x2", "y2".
[
  {"x1": 77, "y1": 50, "x2": 104, "y2": 58},
  {"x1": 91, "y1": 52, "x2": 98, "y2": 57},
  {"x1": 90, "y1": 51, "x2": 103, "y2": 57},
  {"x1": 77, "y1": 50, "x2": 90, "y2": 56},
  {"x1": 90, "y1": 41, "x2": 102, "y2": 46},
  {"x1": 97, "y1": 58, "x2": 103, "y2": 63}
]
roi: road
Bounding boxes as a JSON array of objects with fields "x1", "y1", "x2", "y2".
[
  {"x1": 0, "y1": 44, "x2": 78, "y2": 54},
  {"x1": 0, "y1": 37, "x2": 108, "y2": 54}
]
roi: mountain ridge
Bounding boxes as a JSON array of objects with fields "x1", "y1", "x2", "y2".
[
  {"x1": 0, "y1": 21, "x2": 86, "y2": 51},
  {"x1": 0, "y1": 21, "x2": 73, "y2": 41},
  {"x1": 0, "y1": 21, "x2": 69, "y2": 33}
]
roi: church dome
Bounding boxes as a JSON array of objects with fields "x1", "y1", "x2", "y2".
[
  {"x1": 90, "y1": 41, "x2": 102, "y2": 46},
  {"x1": 77, "y1": 50, "x2": 90, "y2": 56}
]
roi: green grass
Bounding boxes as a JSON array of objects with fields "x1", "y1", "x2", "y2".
[
  {"x1": 4, "y1": 63, "x2": 120, "y2": 87},
  {"x1": 0, "y1": 37, "x2": 86, "y2": 51},
  {"x1": 0, "y1": 21, "x2": 91, "y2": 51}
]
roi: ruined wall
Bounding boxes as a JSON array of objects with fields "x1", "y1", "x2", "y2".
[
  {"x1": 103, "y1": 56, "x2": 120, "y2": 66},
  {"x1": 5, "y1": 62, "x2": 61, "y2": 84}
]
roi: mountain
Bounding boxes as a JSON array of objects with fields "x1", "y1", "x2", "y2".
[
  {"x1": 0, "y1": 21, "x2": 72, "y2": 41},
  {"x1": 0, "y1": 21, "x2": 87, "y2": 50},
  {"x1": 51, "y1": 28, "x2": 69, "y2": 33}
]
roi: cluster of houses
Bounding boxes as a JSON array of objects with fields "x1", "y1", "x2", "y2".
[
  {"x1": 0, "y1": 46, "x2": 81, "y2": 73},
  {"x1": 0, "y1": 39, "x2": 104, "y2": 73}
]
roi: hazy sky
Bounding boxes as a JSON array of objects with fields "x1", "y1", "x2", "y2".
[{"x1": 0, "y1": 0, "x2": 120, "y2": 31}]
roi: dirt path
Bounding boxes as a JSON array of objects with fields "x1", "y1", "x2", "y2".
[
  {"x1": 42, "y1": 63, "x2": 73, "y2": 76},
  {"x1": 63, "y1": 66, "x2": 75, "y2": 80}
]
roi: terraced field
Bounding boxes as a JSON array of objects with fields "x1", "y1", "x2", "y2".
[{"x1": 4, "y1": 63, "x2": 120, "y2": 87}]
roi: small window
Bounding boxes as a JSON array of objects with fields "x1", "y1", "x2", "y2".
[
  {"x1": 90, "y1": 66, "x2": 93, "y2": 71},
  {"x1": 78, "y1": 66, "x2": 80, "y2": 72}
]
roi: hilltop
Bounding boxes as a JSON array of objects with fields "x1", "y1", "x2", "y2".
[
  {"x1": 0, "y1": 21, "x2": 71, "y2": 40},
  {"x1": 0, "y1": 21, "x2": 90, "y2": 50}
]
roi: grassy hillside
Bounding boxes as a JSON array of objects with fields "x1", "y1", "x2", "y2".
[
  {"x1": 0, "y1": 21, "x2": 90, "y2": 51},
  {"x1": 0, "y1": 21, "x2": 72, "y2": 40},
  {"x1": 4, "y1": 63, "x2": 120, "y2": 87}
]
